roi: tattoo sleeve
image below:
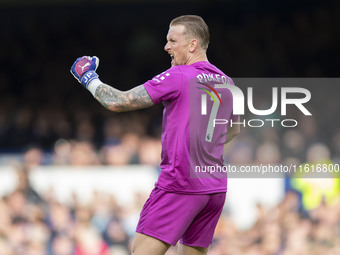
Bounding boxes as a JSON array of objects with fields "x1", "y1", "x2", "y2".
[{"x1": 94, "y1": 84, "x2": 154, "y2": 112}]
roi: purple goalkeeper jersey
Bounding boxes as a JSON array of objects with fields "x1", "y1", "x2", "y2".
[{"x1": 144, "y1": 61, "x2": 237, "y2": 194}]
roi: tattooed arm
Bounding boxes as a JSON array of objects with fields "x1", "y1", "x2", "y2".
[{"x1": 93, "y1": 83, "x2": 154, "y2": 112}]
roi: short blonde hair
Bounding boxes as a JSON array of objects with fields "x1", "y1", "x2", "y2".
[{"x1": 170, "y1": 15, "x2": 210, "y2": 50}]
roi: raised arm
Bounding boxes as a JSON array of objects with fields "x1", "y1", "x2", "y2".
[
  {"x1": 70, "y1": 56, "x2": 154, "y2": 112},
  {"x1": 94, "y1": 83, "x2": 154, "y2": 112}
]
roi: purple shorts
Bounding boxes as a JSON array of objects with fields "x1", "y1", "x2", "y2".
[{"x1": 136, "y1": 188, "x2": 226, "y2": 248}]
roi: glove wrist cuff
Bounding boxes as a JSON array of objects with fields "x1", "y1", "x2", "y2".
[{"x1": 80, "y1": 70, "x2": 99, "y2": 88}]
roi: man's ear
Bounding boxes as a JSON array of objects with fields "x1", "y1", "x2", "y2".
[{"x1": 189, "y1": 39, "x2": 198, "y2": 53}]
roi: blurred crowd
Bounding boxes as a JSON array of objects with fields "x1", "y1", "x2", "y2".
[
  {"x1": 0, "y1": 163, "x2": 339, "y2": 255},
  {"x1": 0, "y1": 0, "x2": 339, "y2": 254},
  {"x1": 0, "y1": 165, "x2": 142, "y2": 255},
  {"x1": 209, "y1": 192, "x2": 340, "y2": 255}
]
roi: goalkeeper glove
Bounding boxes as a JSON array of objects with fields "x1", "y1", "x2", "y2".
[{"x1": 70, "y1": 56, "x2": 100, "y2": 88}]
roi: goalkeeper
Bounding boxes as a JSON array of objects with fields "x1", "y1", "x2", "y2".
[{"x1": 71, "y1": 15, "x2": 239, "y2": 255}]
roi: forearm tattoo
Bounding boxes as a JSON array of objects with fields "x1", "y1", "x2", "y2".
[{"x1": 94, "y1": 84, "x2": 154, "y2": 112}]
